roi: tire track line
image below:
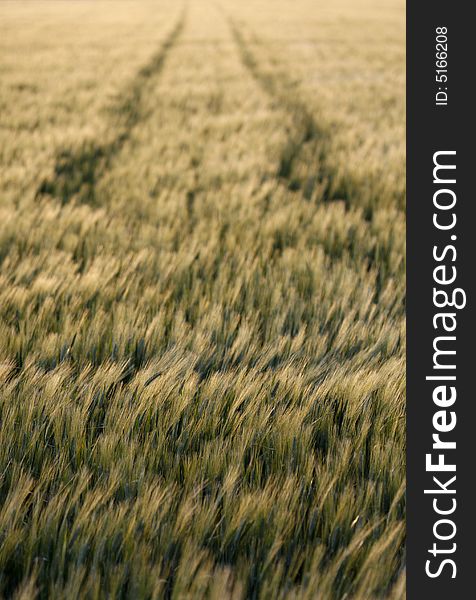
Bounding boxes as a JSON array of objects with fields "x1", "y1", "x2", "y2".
[
  {"x1": 36, "y1": 5, "x2": 188, "y2": 207},
  {"x1": 228, "y1": 17, "x2": 344, "y2": 205},
  {"x1": 227, "y1": 15, "x2": 399, "y2": 300}
]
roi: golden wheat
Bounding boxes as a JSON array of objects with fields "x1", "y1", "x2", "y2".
[{"x1": 0, "y1": 0, "x2": 405, "y2": 598}]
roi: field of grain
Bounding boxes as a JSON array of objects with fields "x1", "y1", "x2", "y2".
[{"x1": 0, "y1": 0, "x2": 405, "y2": 598}]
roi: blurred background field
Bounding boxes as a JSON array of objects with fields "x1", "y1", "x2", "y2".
[{"x1": 0, "y1": 1, "x2": 405, "y2": 598}]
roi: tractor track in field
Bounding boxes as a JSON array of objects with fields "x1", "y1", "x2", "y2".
[
  {"x1": 228, "y1": 17, "x2": 348, "y2": 207},
  {"x1": 35, "y1": 5, "x2": 188, "y2": 207},
  {"x1": 227, "y1": 15, "x2": 397, "y2": 299}
]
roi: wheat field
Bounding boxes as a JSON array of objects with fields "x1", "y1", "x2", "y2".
[{"x1": 0, "y1": 0, "x2": 405, "y2": 598}]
